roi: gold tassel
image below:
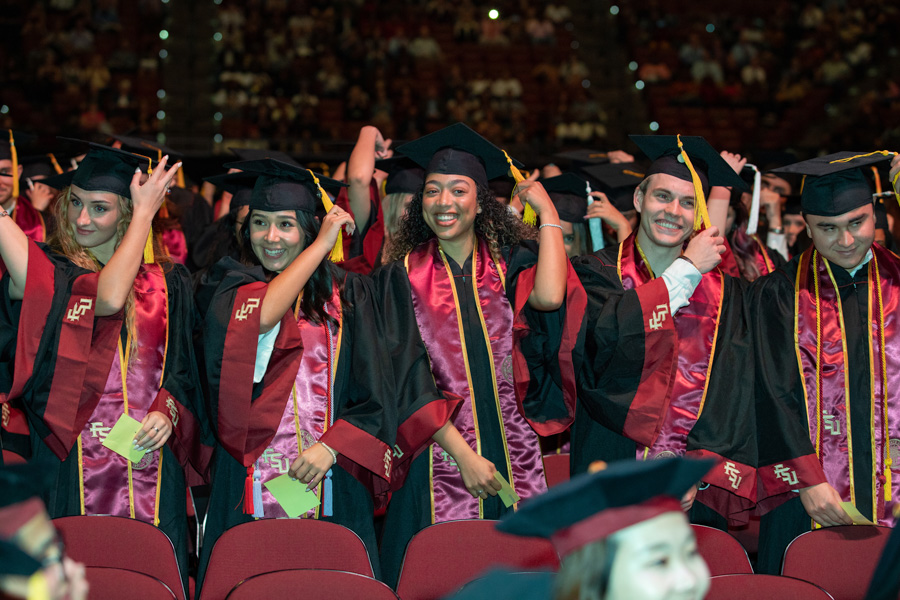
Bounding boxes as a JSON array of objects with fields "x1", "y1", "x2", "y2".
[
  {"x1": 48, "y1": 153, "x2": 64, "y2": 174},
  {"x1": 9, "y1": 130, "x2": 18, "y2": 199},
  {"x1": 872, "y1": 166, "x2": 883, "y2": 194},
  {"x1": 176, "y1": 166, "x2": 185, "y2": 189},
  {"x1": 307, "y1": 169, "x2": 343, "y2": 262},
  {"x1": 143, "y1": 228, "x2": 155, "y2": 264},
  {"x1": 676, "y1": 134, "x2": 708, "y2": 230},
  {"x1": 502, "y1": 149, "x2": 535, "y2": 225}
]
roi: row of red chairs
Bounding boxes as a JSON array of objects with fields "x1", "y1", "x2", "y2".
[{"x1": 52, "y1": 512, "x2": 892, "y2": 600}]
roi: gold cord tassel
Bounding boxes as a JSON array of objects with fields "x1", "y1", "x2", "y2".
[
  {"x1": 307, "y1": 169, "x2": 343, "y2": 262},
  {"x1": 503, "y1": 149, "x2": 535, "y2": 225},
  {"x1": 676, "y1": 134, "x2": 709, "y2": 230},
  {"x1": 9, "y1": 130, "x2": 18, "y2": 199},
  {"x1": 143, "y1": 229, "x2": 155, "y2": 264},
  {"x1": 48, "y1": 153, "x2": 64, "y2": 174}
]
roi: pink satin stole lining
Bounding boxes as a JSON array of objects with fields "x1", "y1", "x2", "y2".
[
  {"x1": 406, "y1": 239, "x2": 546, "y2": 522},
  {"x1": 80, "y1": 265, "x2": 167, "y2": 523},
  {"x1": 618, "y1": 236, "x2": 723, "y2": 460},
  {"x1": 796, "y1": 246, "x2": 900, "y2": 524},
  {"x1": 256, "y1": 287, "x2": 341, "y2": 518}
]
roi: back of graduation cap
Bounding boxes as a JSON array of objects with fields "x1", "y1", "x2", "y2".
[
  {"x1": 496, "y1": 457, "x2": 714, "y2": 558},
  {"x1": 0, "y1": 463, "x2": 60, "y2": 579},
  {"x1": 630, "y1": 135, "x2": 748, "y2": 231},
  {"x1": 553, "y1": 149, "x2": 610, "y2": 169},
  {"x1": 375, "y1": 156, "x2": 425, "y2": 196},
  {"x1": 771, "y1": 151, "x2": 896, "y2": 217},
  {"x1": 228, "y1": 147, "x2": 302, "y2": 167},
  {"x1": 203, "y1": 171, "x2": 259, "y2": 210},
  {"x1": 109, "y1": 134, "x2": 187, "y2": 189},
  {"x1": 396, "y1": 122, "x2": 538, "y2": 223},
  {"x1": 0, "y1": 130, "x2": 39, "y2": 200},
  {"x1": 542, "y1": 172, "x2": 591, "y2": 223},
  {"x1": 222, "y1": 158, "x2": 348, "y2": 261},
  {"x1": 581, "y1": 162, "x2": 645, "y2": 213}
]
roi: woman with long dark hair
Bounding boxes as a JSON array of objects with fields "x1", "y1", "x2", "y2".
[
  {"x1": 375, "y1": 123, "x2": 574, "y2": 586},
  {"x1": 196, "y1": 159, "x2": 402, "y2": 586},
  {"x1": 0, "y1": 143, "x2": 207, "y2": 589}
]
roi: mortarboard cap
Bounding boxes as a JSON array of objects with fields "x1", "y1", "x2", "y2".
[
  {"x1": 542, "y1": 173, "x2": 591, "y2": 223},
  {"x1": 553, "y1": 149, "x2": 610, "y2": 169},
  {"x1": 581, "y1": 162, "x2": 645, "y2": 213},
  {"x1": 20, "y1": 154, "x2": 66, "y2": 181},
  {"x1": 109, "y1": 134, "x2": 184, "y2": 162},
  {"x1": 630, "y1": 135, "x2": 748, "y2": 230},
  {"x1": 397, "y1": 122, "x2": 524, "y2": 189},
  {"x1": 41, "y1": 141, "x2": 158, "y2": 199},
  {"x1": 0, "y1": 130, "x2": 39, "y2": 200},
  {"x1": 376, "y1": 156, "x2": 425, "y2": 196},
  {"x1": 783, "y1": 194, "x2": 803, "y2": 216},
  {"x1": 228, "y1": 147, "x2": 301, "y2": 167},
  {"x1": 444, "y1": 569, "x2": 556, "y2": 600},
  {"x1": 771, "y1": 151, "x2": 895, "y2": 217},
  {"x1": 496, "y1": 457, "x2": 714, "y2": 557},
  {"x1": 223, "y1": 158, "x2": 348, "y2": 260},
  {"x1": 203, "y1": 171, "x2": 259, "y2": 209}
]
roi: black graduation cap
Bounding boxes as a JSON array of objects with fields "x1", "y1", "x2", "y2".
[
  {"x1": 41, "y1": 141, "x2": 158, "y2": 199},
  {"x1": 396, "y1": 122, "x2": 524, "y2": 189},
  {"x1": 553, "y1": 149, "x2": 610, "y2": 169},
  {"x1": 581, "y1": 162, "x2": 645, "y2": 213},
  {"x1": 20, "y1": 154, "x2": 65, "y2": 181},
  {"x1": 0, "y1": 463, "x2": 58, "y2": 578},
  {"x1": 203, "y1": 171, "x2": 259, "y2": 209},
  {"x1": 771, "y1": 151, "x2": 895, "y2": 217},
  {"x1": 222, "y1": 158, "x2": 346, "y2": 214},
  {"x1": 496, "y1": 458, "x2": 714, "y2": 558},
  {"x1": 0, "y1": 129, "x2": 37, "y2": 162},
  {"x1": 630, "y1": 135, "x2": 748, "y2": 230},
  {"x1": 542, "y1": 173, "x2": 591, "y2": 223},
  {"x1": 375, "y1": 156, "x2": 425, "y2": 195},
  {"x1": 783, "y1": 194, "x2": 803, "y2": 216}
]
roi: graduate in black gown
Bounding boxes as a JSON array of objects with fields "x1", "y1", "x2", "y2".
[
  {"x1": 195, "y1": 159, "x2": 400, "y2": 586},
  {"x1": 0, "y1": 144, "x2": 209, "y2": 589},
  {"x1": 522, "y1": 135, "x2": 758, "y2": 528},
  {"x1": 373, "y1": 123, "x2": 572, "y2": 587},
  {"x1": 752, "y1": 152, "x2": 900, "y2": 574}
]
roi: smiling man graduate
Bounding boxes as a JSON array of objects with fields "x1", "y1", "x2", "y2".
[{"x1": 753, "y1": 151, "x2": 900, "y2": 574}]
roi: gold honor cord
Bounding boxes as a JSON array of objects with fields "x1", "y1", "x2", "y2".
[
  {"x1": 8, "y1": 130, "x2": 18, "y2": 199},
  {"x1": 307, "y1": 169, "x2": 344, "y2": 262},
  {"x1": 873, "y1": 255, "x2": 892, "y2": 501},
  {"x1": 118, "y1": 335, "x2": 137, "y2": 519},
  {"x1": 675, "y1": 134, "x2": 709, "y2": 231},
  {"x1": 633, "y1": 238, "x2": 656, "y2": 279},
  {"x1": 503, "y1": 149, "x2": 536, "y2": 226}
]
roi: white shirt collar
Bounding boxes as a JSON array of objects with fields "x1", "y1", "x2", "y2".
[{"x1": 848, "y1": 248, "x2": 874, "y2": 277}]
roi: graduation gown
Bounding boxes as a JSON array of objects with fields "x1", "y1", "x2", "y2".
[
  {"x1": 11, "y1": 197, "x2": 46, "y2": 243},
  {"x1": 5, "y1": 241, "x2": 209, "y2": 582},
  {"x1": 752, "y1": 244, "x2": 900, "y2": 574},
  {"x1": 195, "y1": 258, "x2": 396, "y2": 585},
  {"x1": 721, "y1": 234, "x2": 786, "y2": 281},
  {"x1": 375, "y1": 237, "x2": 567, "y2": 587},
  {"x1": 521, "y1": 233, "x2": 757, "y2": 524}
]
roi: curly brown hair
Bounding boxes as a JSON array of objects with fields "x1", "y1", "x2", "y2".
[{"x1": 384, "y1": 184, "x2": 537, "y2": 263}]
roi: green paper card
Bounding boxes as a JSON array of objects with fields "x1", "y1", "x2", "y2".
[
  {"x1": 494, "y1": 472, "x2": 520, "y2": 507},
  {"x1": 264, "y1": 474, "x2": 320, "y2": 518},
  {"x1": 102, "y1": 414, "x2": 146, "y2": 463},
  {"x1": 840, "y1": 502, "x2": 875, "y2": 525}
]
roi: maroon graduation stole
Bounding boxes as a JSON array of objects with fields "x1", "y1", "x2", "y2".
[
  {"x1": 795, "y1": 244, "x2": 900, "y2": 525},
  {"x1": 76, "y1": 263, "x2": 169, "y2": 525},
  {"x1": 161, "y1": 228, "x2": 187, "y2": 265},
  {"x1": 12, "y1": 197, "x2": 45, "y2": 243},
  {"x1": 405, "y1": 238, "x2": 546, "y2": 522}
]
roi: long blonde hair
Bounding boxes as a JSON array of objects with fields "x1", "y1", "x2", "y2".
[{"x1": 48, "y1": 186, "x2": 169, "y2": 368}]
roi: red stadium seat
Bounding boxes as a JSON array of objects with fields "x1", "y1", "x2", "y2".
[
  {"x1": 692, "y1": 524, "x2": 753, "y2": 575},
  {"x1": 707, "y1": 574, "x2": 834, "y2": 599},
  {"x1": 225, "y1": 569, "x2": 398, "y2": 600},
  {"x1": 395, "y1": 519, "x2": 560, "y2": 600},
  {"x1": 200, "y1": 519, "x2": 374, "y2": 600},
  {"x1": 782, "y1": 525, "x2": 892, "y2": 600},
  {"x1": 53, "y1": 516, "x2": 185, "y2": 600},
  {"x1": 1, "y1": 450, "x2": 26, "y2": 464},
  {"x1": 84, "y1": 566, "x2": 177, "y2": 600},
  {"x1": 542, "y1": 453, "x2": 570, "y2": 488}
]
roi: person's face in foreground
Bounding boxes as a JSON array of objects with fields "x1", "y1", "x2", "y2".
[
  {"x1": 805, "y1": 203, "x2": 875, "y2": 270},
  {"x1": 635, "y1": 174, "x2": 696, "y2": 249},
  {"x1": 606, "y1": 511, "x2": 710, "y2": 600}
]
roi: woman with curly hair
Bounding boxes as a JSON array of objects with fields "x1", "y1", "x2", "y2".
[
  {"x1": 0, "y1": 143, "x2": 208, "y2": 590},
  {"x1": 374, "y1": 123, "x2": 573, "y2": 586}
]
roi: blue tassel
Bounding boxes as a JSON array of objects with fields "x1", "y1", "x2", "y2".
[
  {"x1": 252, "y1": 466, "x2": 264, "y2": 518},
  {"x1": 323, "y1": 469, "x2": 333, "y2": 517}
]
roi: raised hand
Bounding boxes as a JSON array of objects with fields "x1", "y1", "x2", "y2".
[
  {"x1": 683, "y1": 226, "x2": 726, "y2": 273},
  {"x1": 128, "y1": 155, "x2": 182, "y2": 222}
]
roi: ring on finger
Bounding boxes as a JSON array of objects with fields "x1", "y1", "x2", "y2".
[{"x1": 154, "y1": 426, "x2": 160, "y2": 432}]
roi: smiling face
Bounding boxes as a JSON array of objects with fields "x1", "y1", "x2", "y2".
[
  {"x1": 249, "y1": 209, "x2": 305, "y2": 272},
  {"x1": 606, "y1": 511, "x2": 710, "y2": 600},
  {"x1": 805, "y1": 203, "x2": 875, "y2": 270},
  {"x1": 66, "y1": 185, "x2": 123, "y2": 261},
  {"x1": 634, "y1": 174, "x2": 696, "y2": 249},
  {"x1": 422, "y1": 172, "x2": 481, "y2": 256}
]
